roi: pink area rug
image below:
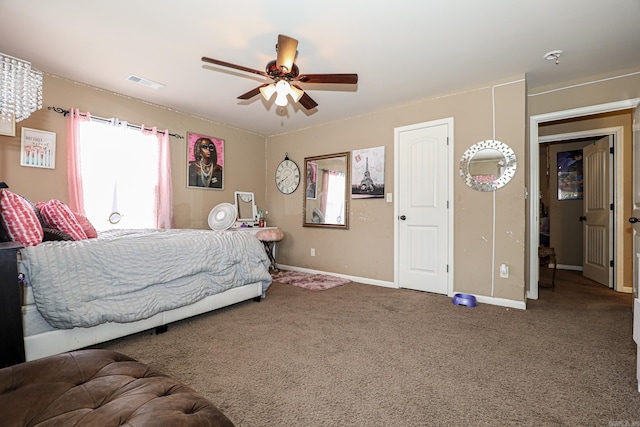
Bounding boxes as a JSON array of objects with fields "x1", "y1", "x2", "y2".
[{"x1": 271, "y1": 270, "x2": 351, "y2": 291}]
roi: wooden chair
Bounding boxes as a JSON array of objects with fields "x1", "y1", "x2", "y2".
[{"x1": 538, "y1": 246, "x2": 557, "y2": 289}]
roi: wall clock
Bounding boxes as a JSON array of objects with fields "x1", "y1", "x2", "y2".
[{"x1": 275, "y1": 153, "x2": 300, "y2": 194}]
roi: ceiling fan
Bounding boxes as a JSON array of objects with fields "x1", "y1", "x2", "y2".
[{"x1": 201, "y1": 34, "x2": 358, "y2": 110}]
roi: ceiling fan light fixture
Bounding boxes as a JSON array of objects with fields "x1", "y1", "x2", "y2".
[
  {"x1": 289, "y1": 84, "x2": 304, "y2": 103},
  {"x1": 274, "y1": 80, "x2": 290, "y2": 107},
  {"x1": 259, "y1": 83, "x2": 276, "y2": 101}
]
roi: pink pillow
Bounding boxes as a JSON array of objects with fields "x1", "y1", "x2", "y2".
[
  {"x1": 0, "y1": 190, "x2": 44, "y2": 246},
  {"x1": 73, "y1": 212, "x2": 98, "y2": 238},
  {"x1": 38, "y1": 199, "x2": 88, "y2": 241}
]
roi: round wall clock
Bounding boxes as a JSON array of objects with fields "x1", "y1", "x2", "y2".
[{"x1": 275, "y1": 153, "x2": 300, "y2": 194}]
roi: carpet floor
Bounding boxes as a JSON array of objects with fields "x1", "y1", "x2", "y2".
[{"x1": 101, "y1": 269, "x2": 640, "y2": 426}]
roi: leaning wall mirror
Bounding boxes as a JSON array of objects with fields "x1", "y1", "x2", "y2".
[
  {"x1": 459, "y1": 140, "x2": 516, "y2": 191},
  {"x1": 234, "y1": 191, "x2": 257, "y2": 225},
  {"x1": 303, "y1": 152, "x2": 350, "y2": 229}
]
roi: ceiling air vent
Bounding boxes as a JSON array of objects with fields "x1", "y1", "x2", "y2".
[{"x1": 126, "y1": 74, "x2": 165, "y2": 90}]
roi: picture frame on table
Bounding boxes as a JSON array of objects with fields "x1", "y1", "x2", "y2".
[
  {"x1": 20, "y1": 127, "x2": 56, "y2": 169},
  {"x1": 186, "y1": 131, "x2": 225, "y2": 190},
  {"x1": 0, "y1": 113, "x2": 16, "y2": 137}
]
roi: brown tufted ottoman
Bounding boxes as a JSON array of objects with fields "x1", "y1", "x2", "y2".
[{"x1": 0, "y1": 349, "x2": 234, "y2": 427}]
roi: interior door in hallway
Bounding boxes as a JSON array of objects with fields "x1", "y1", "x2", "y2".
[
  {"x1": 395, "y1": 120, "x2": 450, "y2": 295},
  {"x1": 633, "y1": 103, "x2": 640, "y2": 299},
  {"x1": 582, "y1": 135, "x2": 612, "y2": 287}
]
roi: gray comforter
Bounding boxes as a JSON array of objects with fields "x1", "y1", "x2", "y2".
[{"x1": 20, "y1": 229, "x2": 272, "y2": 329}]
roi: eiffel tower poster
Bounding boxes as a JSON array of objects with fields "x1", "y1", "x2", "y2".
[{"x1": 351, "y1": 146, "x2": 385, "y2": 199}]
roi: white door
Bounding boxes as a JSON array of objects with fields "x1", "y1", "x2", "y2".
[
  {"x1": 395, "y1": 120, "x2": 450, "y2": 295},
  {"x1": 583, "y1": 135, "x2": 612, "y2": 287},
  {"x1": 631, "y1": 103, "x2": 640, "y2": 392},
  {"x1": 633, "y1": 103, "x2": 640, "y2": 298}
]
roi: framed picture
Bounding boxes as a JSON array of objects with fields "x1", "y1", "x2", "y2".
[
  {"x1": 306, "y1": 161, "x2": 317, "y2": 199},
  {"x1": 20, "y1": 127, "x2": 56, "y2": 169},
  {"x1": 351, "y1": 146, "x2": 385, "y2": 199},
  {"x1": 557, "y1": 149, "x2": 583, "y2": 200},
  {"x1": 0, "y1": 113, "x2": 16, "y2": 137},
  {"x1": 186, "y1": 132, "x2": 224, "y2": 189}
]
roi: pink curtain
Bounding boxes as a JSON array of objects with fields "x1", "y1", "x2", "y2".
[
  {"x1": 142, "y1": 125, "x2": 174, "y2": 229},
  {"x1": 66, "y1": 108, "x2": 90, "y2": 214},
  {"x1": 67, "y1": 109, "x2": 174, "y2": 229}
]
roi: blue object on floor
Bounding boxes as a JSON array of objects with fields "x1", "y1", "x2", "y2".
[{"x1": 452, "y1": 293, "x2": 477, "y2": 307}]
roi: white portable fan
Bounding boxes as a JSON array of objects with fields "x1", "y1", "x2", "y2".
[{"x1": 208, "y1": 203, "x2": 237, "y2": 231}]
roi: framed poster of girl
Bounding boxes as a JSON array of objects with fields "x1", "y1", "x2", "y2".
[{"x1": 187, "y1": 132, "x2": 224, "y2": 189}]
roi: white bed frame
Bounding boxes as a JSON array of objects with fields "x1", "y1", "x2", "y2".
[{"x1": 24, "y1": 282, "x2": 263, "y2": 361}]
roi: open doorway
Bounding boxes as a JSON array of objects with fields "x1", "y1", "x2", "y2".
[
  {"x1": 528, "y1": 100, "x2": 639, "y2": 300},
  {"x1": 538, "y1": 134, "x2": 614, "y2": 291}
]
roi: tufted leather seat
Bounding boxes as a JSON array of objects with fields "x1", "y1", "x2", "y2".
[{"x1": 0, "y1": 349, "x2": 234, "y2": 427}]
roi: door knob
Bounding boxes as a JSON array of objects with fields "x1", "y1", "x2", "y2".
[
  {"x1": 579, "y1": 216, "x2": 587, "y2": 222},
  {"x1": 629, "y1": 217, "x2": 640, "y2": 223},
  {"x1": 399, "y1": 215, "x2": 406, "y2": 220}
]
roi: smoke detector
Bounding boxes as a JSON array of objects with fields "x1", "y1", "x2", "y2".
[{"x1": 543, "y1": 50, "x2": 563, "y2": 65}]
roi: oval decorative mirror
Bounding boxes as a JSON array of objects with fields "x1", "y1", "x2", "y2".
[
  {"x1": 459, "y1": 140, "x2": 516, "y2": 191},
  {"x1": 303, "y1": 152, "x2": 350, "y2": 229}
]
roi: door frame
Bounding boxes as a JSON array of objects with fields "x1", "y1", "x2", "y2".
[
  {"x1": 528, "y1": 99, "x2": 640, "y2": 299},
  {"x1": 393, "y1": 117, "x2": 454, "y2": 295}
]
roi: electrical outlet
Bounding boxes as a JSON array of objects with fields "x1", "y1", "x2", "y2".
[
  {"x1": 499, "y1": 264, "x2": 509, "y2": 278},
  {"x1": 310, "y1": 248, "x2": 315, "y2": 256}
]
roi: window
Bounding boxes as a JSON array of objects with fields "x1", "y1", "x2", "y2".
[
  {"x1": 78, "y1": 121, "x2": 160, "y2": 230},
  {"x1": 324, "y1": 171, "x2": 345, "y2": 224}
]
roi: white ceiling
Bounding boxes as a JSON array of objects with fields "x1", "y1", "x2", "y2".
[{"x1": 1, "y1": 1, "x2": 639, "y2": 137}]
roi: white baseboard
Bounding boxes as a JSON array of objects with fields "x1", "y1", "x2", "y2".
[
  {"x1": 555, "y1": 264, "x2": 583, "y2": 271},
  {"x1": 277, "y1": 265, "x2": 526, "y2": 309}
]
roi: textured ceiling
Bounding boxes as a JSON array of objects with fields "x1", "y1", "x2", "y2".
[{"x1": 1, "y1": 0, "x2": 639, "y2": 136}]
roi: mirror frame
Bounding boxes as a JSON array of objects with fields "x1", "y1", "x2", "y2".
[
  {"x1": 459, "y1": 139, "x2": 516, "y2": 191},
  {"x1": 234, "y1": 191, "x2": 257, "y2": 225},
  {"x1": 303, "y1": 152, "x2": 350, "y2": 229}
]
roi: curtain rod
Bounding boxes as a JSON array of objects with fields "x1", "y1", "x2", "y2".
[{"x1": 47, "y1": 106, "x2": 184, "y2": 139}]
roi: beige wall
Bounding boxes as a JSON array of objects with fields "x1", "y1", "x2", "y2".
[
  {"x1": 0, "y1": 74, "x2": 267, "y2": 230},
  {"x1": 3, "y1": 65, "x2": 638, "y2": 305},
  {"x1": 530, "y1": 68, "x2": 640, "y2": 292},
  {"x1": 266, "y1": 77, "x2": 527, "y2": 301}
]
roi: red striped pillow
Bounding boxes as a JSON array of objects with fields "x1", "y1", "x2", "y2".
[
  {"x1": 0, "y1": 190, "x2": 44, "y2": 246},
  {"x1": 73, "y1": 212, "x2": 98, "y2": 238},
  {"x1": 38, "y1": 199, "x2": 88, "y2": 241}
]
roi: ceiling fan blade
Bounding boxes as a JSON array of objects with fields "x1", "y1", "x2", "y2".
[
  {"x1": 237, "y1": 84, "x2": 269, "y2": 100},
  {"x1": 295, "y1": 73, "x2": 358, "y2": 84},
  {"x1": 276, "y1": 34, "x2": 298, "y2": 73},
  {"x1": 297, "y1": 91, "x2": 318, "y2": 110},
  {"x1": 202, "y1": 56, "x2": 268, "y2": 77}
]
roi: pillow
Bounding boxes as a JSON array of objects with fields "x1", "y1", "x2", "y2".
[
  {"x1": 38, "y1": 199, "x2": 88, "y2": 241},
  {"x1": 73, "y1": 212, "x2": 98, "y2": 238},
  {"x1": 42, "y1": 227, "x2": 75, "y2": 241},
  {"x1": 0, "y1": 189, "x2": 44, "y2": 246}
]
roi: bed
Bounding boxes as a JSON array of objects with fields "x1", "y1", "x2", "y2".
[{"x1": 18, "y1": 228, "x2": 272, "y2": 362}]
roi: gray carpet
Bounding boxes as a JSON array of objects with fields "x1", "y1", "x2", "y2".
[{"x1": 101, "y1": 269, "x2": 640, "y2": 426}]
